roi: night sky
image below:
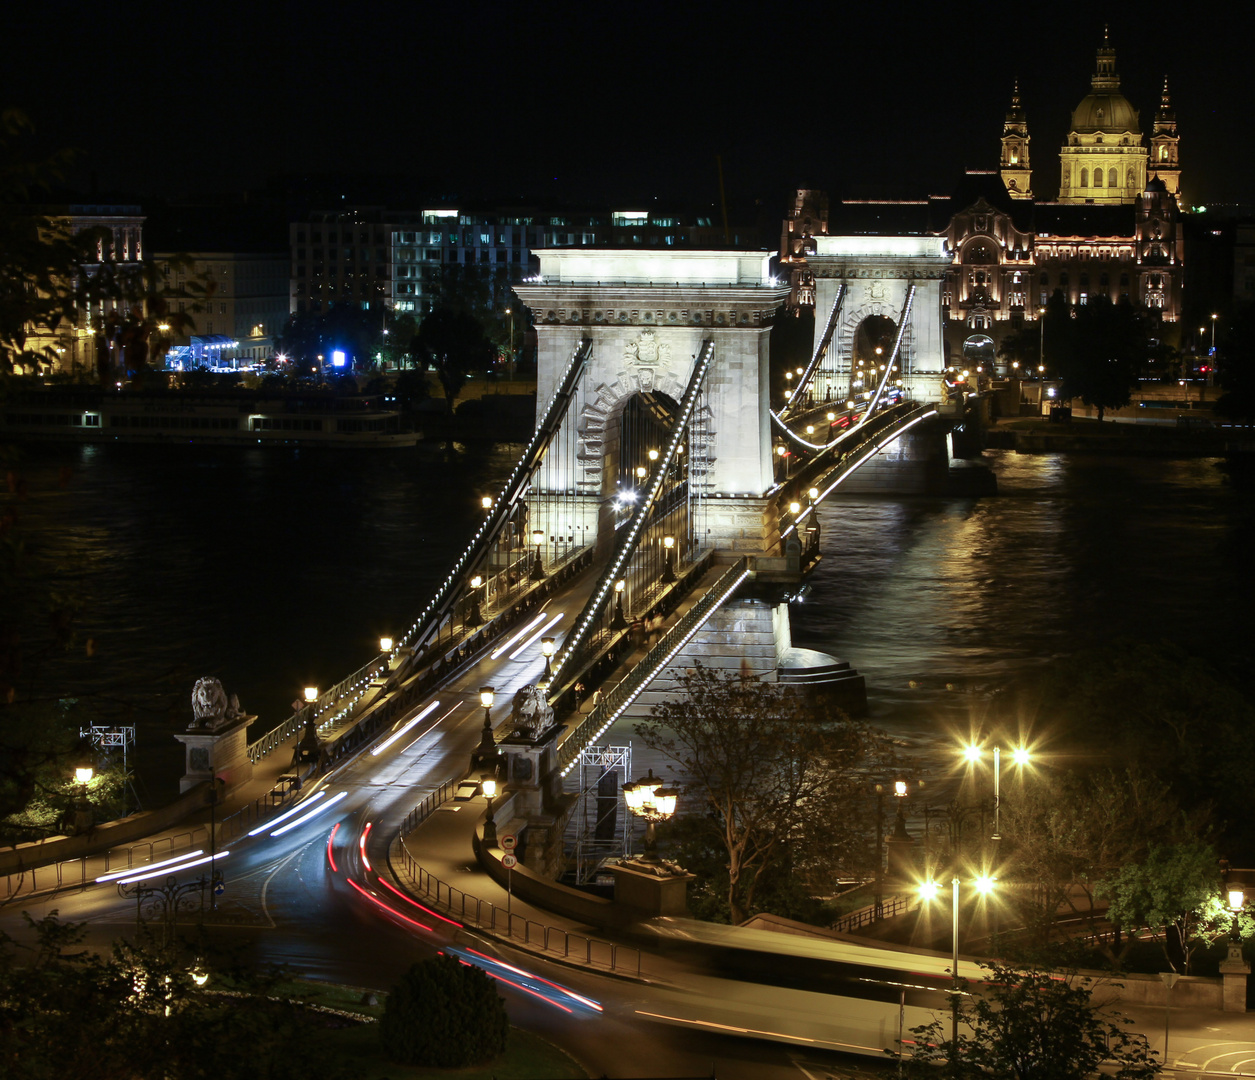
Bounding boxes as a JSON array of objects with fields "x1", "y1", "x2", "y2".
[{"x1": 5, "y1": 1, "x2": 1249, "y2": 214}]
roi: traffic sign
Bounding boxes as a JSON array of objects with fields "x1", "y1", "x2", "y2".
[
  {"x1": 501, "y1": 834, "x2": 517, "y2": 851},
  {"x1": 1160, "y1": 972, "x2": 1180, "y2": 989},
  {"x1": 502, "y1": 854, "x2": 517, "y2": 869},
  {"x1": 213, "y1": 880, "x2": 226, "y2": 897}
]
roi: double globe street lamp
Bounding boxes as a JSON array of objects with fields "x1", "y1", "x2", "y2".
[
  {"x1": 918, "y1": 874, "x2": 997, "y2": 1054},
  {"x1": 622, "y1": 769, "x2": 680, "y2": 865},
  {"x1": 961, "y1": 742, "x2": 1031, "y2": 841}
]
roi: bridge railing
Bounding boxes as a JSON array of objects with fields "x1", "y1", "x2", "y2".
[
  {"x1": 557, "y1": 556, "x2": 750, "y2": 774},
  {"x1": 390, "y1": 783, "x2": 643, "y2": 978}
]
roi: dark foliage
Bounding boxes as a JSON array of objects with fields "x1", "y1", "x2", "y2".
[{"x1": 379, "y1": 954, "x2": 508, "y2": 1068}]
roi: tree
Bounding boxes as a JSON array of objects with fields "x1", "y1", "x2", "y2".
[
  {"x1": 1053, "y1": 293, "x2": 1149, "y2": 420},
  {"x1": 997, "y1": 323, "x2": 1042, "y2": 372},
  {"x1": 635, "y1": 662, "x2": 885, "y2": 925},
  {"x1": 901, "y1": 961, "x2": 1160, "y2": 1080},
  {"x1": 414, "y1": 306, "x2": 496, "y2": 419},
  {"x1": 379, "y1": 955, "x2": 508, "y2": 1068},
  {"x1": 0, "y1": 911, "x2": 353, "y2": 1079},
  {"x1": 1099, "y1": 840, "x2": 1252, "y2": 974},
  {"x1": 1000, "y1": 765, "x2": 1196, "y2": 960}
]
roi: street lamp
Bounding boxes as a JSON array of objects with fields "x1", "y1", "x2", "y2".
[
  {"x1": 1039, "y1": 306, "x2": 1047, "y2": 374},
  {"x1": 379, "y1": 636, "x2": 393, "y2": 654},
  {"x1": 472, "y1": 687, "x2": 496, "y2": 771},
  {"x1": 961, "y1": 743, "x2": 1031, "y2": 840},
  {"x1": 480, "y1": 773, "x2": 498, "y2": 848},
  {"x1": 611, "y1": 579, "x2": 628, "y2": 631},
  {"x1": 505, "y1": 307, "x2": 515, "y2": 378},
  {"x1": 529, "y1": 529, "x2": 545, "y2": 581},
  {"x1": 1211, "y1": 313, "x2": 1219, "y2": 354},
  {"x1": 622, "y1": 769, "x2": 679, "y2": 864},
  {"x1": 466, "y1": 574, "x2": 485, "y2": 628},
  {"x1": 541, "y1": 636, "x2": 555, "y2": 681},
  {"x1": 661, "y1": 534, "x2": 677, "y2": 584},
  {"x1": 918, "y1": 874, "x2": 997, "y2": 1056},
  {"x1": 481, "y1": 495, "x2": 493, "y2": 511},
  {"x1": 71, "y1": 760, "x2": 94, "y2": 835}
]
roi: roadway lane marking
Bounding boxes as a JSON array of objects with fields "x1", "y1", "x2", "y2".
[{"x1": 259, "y1": 846, "x2": 305, "y2": 928}]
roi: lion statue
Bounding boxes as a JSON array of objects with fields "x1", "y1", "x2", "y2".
[
  {"x1": 509, "y1": 684, "x2": 554, "y2": 740},
  {"x1": 190, "y1": 677, "x2": 246, "y2": 730}
]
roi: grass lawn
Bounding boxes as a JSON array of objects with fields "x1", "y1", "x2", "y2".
[{"x1": 279, "y1": 979, "x2": 588, "y2": 1079}]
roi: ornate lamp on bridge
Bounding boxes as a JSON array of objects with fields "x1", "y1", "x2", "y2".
[
  {"x1": 472, "y1": 686, "x2": 497, "y2": 773},
  {"x1": 529, "y1": 529, "x2": 545, "y2": 581},
  {"x1": 466, "y1": 574, "x2": 485, "y2": 629},
  {"x1": 480, "y1": 772, "x2": 499, "y2": 848},
  {"x1": 611, "y1": 578, "x2": 628, "y2": 631},
  {"x1": 661, "y1": 534, "x2": 677, "y2": 584},
  {"x1": 541, "y1": 637, "x2": 555, "y2": 681},
  {"x1": 622, "y1": 769, "x2": 679, "y2": 865}
]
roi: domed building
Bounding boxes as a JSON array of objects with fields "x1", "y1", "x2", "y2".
[{"x1": 1058, "y1": 31, "x2": 1148, "y2": 204}]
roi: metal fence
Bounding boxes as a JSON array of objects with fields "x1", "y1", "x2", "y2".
[
  {"x1": 390, "y1": 784, "x2": 642, "y2": 978},
  {"x1": 832, "y1": 892, "x2": 916, "y2": 933}
]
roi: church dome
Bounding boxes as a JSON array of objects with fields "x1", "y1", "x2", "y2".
[
  {"x1": 1070, "y1": 35, "x2": 1141, "y2": 135},
  {"x1": 1071, "y1": 91, "x2": 1140, "y2": 135}
]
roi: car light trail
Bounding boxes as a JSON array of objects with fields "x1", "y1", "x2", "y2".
[
  {"x1": 376, "y1": 876, "x2": 461, "y2": 927},
  {"x1": 452, "y1": 958, "x2": 573, "y2": 1014},
  {"x1": 248, "y1": 790, "x2": 326, "y2": 836},
  {"x1": 399, "y1": 702, "x2": 460, "y2": 754},
  {"x1": 371, "y1": 700, "x2": 441, "y2": 756},
  {"x1": 509, "y1": 611, "x2": 564, "y2": 661},
  {"x1": 489, "y1": 611, "x2": 549, "y2": 659},
  {"x1": 463, "y1": 947, "x2": 602, "y2": 1010},
  {"x1": 114, "y1": 850, "x2": 230, "y2": 885},
  {"x1": 347, "y1": 879, "x2": 432, "y2": 932},
  {"x1": 270, "y1": 791, "x2": 348, "y2": 836},
  {"x1": 326, "y1": 823, "x2": 340, "y2": 872},
  {"x1": 96, "y1": 850, "x2": 204, "y2": 883},
  {"x1": 358, "y1": 822, "x2": 373, "y2": 871}
]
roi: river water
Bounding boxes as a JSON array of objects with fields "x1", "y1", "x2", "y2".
[{"x1": 12, "y1": 442, "x2": 1253, "y2": 805}]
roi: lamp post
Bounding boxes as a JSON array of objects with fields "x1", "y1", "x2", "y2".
[
  {"x1": 297, "y1": 686, "x2": 320, "y2": 775},
  {"x1": 1039, "y1": 306, "x2": 1046, "y2": 375},
  {"x1": 622, "y1": 769, "x2": 679, "y2": 864},
  {"x1": 661, "y1": 534, "x2": 677, "y2": 584},
  {"x1": 379, "y1": 636, "x2": 393, "y2": 655},
  {"x1": 918, "y1": 874, "x2": 996, "y2": 1059},
  {"x1": 505, "y1": 307, "x2": 515, "y2": 379},
  {"x1": 611, "y1": 579, "x2": 628, "y2": 631},
  {"x1": 472, "y1": 687, "x2": 496, "y2": 771},
  {"x1": 72, "y1": 762, "x2": 94, "y2": 836},
  {"x1": 962, "y1": 742, "x2": 1031, "y2": 841},
  {"x1": 529, "y1": 529, "x2": 545, "y2": 581},
  {"x1": 541, "y1": 636, "x2": 555, "y2": 681},
  {"x1": 1211, "y1": 313, "x2": 1219, "y2": 354},
  {"x1": 480, "y1": 773, "x2": 498, "y2": 848},
  {"x1": 466, "y1": 574, "x2": 485, "y2": 628}
]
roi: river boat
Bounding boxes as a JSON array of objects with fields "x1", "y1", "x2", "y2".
[{"x1": 0, "y1": 389, "x2": 420, "y2": 447}]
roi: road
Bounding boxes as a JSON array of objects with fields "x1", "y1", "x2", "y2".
[{"x1": 0, "y1": 569, "x2": 897, "y2": 1080}]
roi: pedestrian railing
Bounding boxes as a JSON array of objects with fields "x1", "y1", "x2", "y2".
[
  {"x1": 832, "y1": 892, "x2": 916, "y2": 933},
  {"x1": 557, "y1": 556, "x2": 750, "y2": 773},
  {"x1": 390, "y1": 784, "x2": 642, "y2": 978}
]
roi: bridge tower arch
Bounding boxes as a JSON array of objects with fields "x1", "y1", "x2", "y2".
[
  {"x1": 807, "y1": 236, "x2": 951, "y2": 402},
  {"x1": 515, "y1": 250, "x2": 790, "y2": 559}
]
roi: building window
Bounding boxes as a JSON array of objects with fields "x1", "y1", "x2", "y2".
[
  {"x1": 1080, "y1": 168, "x2": 1088, "y2": 188},
  {"x1": 1094, "y1": 170, "x2": 1103, "y2": 188},
  {"x1": 1109, "y1": 168, "x2": 1118, "y2": 187},
  {"x1": 1079, "y1": 293, "x2": 1088, "y2": 305},
  {"x1": 1039, "y1": 273, "x2": 1049, "y2": 286}
]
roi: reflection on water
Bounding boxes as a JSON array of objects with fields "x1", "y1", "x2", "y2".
[
  {"x1": 13, "y1": 443, "x2": 1252, "y2": 802},
  {"x1": 16, "y1": 442, "x2": 524, "y2": 795},
  {"x1": 790, "y1": 451, "x2": 1255, "y2": 748}
]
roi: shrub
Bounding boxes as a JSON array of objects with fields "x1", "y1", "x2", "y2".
[{"x1": 379, "y1": 955, "x2": 508, "y2": 1067}]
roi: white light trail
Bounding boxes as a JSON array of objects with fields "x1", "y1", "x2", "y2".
[
  {"x1": 509, "y1": 612, "x2": 564, "y2": 661},
  {"x1": 490, "y1": 612, "x2": 549, "y2": 659},
  {"x1": 371, "y1": 700, "x2": 441, "y2": 756},
  {"x1": 248, "y1": 791, "x2": 326, "y2": 836},
  {"x1": 114, "y1": 850, "x2": 231, "y2": 885},
  {"x1": 96, "y1": 850, "x2": 204, "y2": 883},
  {"x1": 270, "y1": 791, "x2": 349, "y2": 837}
]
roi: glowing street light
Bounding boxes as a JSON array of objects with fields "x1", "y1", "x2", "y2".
[
  {"x1": 466, "y1": 574, "x2": 485, "y2": 629},
  {"x1": 481, "y1": 495, "x2": 493, "y2": 510},
  {"x1": 304, "y1": 686, "x2": 318, "y2": 705},
  {"x1": 480, "y1": 772, "x2": 499, "y2": 847},
  {"x1": 541, "y1": 636, "x2": 555, "y2": 680},
  {"x1": 611, "y1": 578, "x2": 628, "y2": 631},
  {"x1": 961, "y1": 743, "x2": 1031, "y2": 839},
  {"x1": 918, "y1": 875, "x2": 997, "y2": 1055},
  {"x1": 661, "y1": 534, "x2": 677, "y2": 584},
  {"x1": 622, "y1": 769, "x2": 679, "y2": 864},
  {"x1": 529, "y1": 529, "x2": 545, "y2": 581},
  {"x1": 379, "y1": 636, "x2": 393, "y2": 654}
]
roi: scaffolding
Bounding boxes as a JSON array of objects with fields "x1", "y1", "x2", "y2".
[{"x1": 565, "y1": 743, "x2": 633, "y2": 885}]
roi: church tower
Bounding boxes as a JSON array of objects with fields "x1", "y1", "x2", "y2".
[
  {"x1": 1058, "y1": 30, "x2": 1147, "y2": 205},
  {"x1": 1000, "y1": 81, "x2": 1033, "y2": 199},
  {"x1": 1149, "y1": 78, "x2": 1183, "y2": 208}
]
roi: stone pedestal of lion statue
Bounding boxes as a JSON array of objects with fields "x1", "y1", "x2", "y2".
[
  {"x1": 173, "y1": 677, "x2": 256, "y2": 794},
  {"x1": 497, "y1": 685, "x2": 577, "y2": 878}
]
